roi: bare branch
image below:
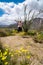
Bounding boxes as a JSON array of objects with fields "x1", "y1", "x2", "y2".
[{"x1": 28, "y1": 9, "x2": 33, "y2": 20}]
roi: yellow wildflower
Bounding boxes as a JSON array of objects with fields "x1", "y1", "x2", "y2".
[
  {"x1": 2, "y1": 56, "x2": 7, "y2": 60},
  {"x1": 20, "y1": 48, "x2": 28, "y2": 53},
  {"x1": 20, "y1": 47, "x2": 24, "y2": 51},
  {"x1": 3, "y1": 51, "x2": 7, "y2": 56},
  {"x1": 5, "y1": 62, "x2": 8, "y2": 65},
  {"x1": 18, "y1": 50, "x2": 21, "y2": 54},
  {"x1": 26, "y1": 55, "x2": 31, "y2": 59}
]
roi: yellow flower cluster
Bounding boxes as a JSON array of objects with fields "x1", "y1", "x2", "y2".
[
  {"x1": 0, "y1": 48, "x2": 9, "y2": 65},
  {"x1": 2, "y1": 56, "x2": 7, "y2": 61},
  {"x1": 3, "y1": 51, "x2": 8, "y2": 56},
  {"x1": 14, "y1": 47, "x2": 31, "y2": 58},
  {"x1": 0, "y1": 50, "x2": 8, "y2": 61},
  {"x1": 26, "y1": 55, "x2": 31, "y2": 59},
  {"x1": 4, "y1": 62, "x2": 8, "y2": 65},
  {"x1": 0, "y1": 46, "x2": 31, "y2": 65},
  {"x1": 20, "y1": 47, "x2": 28, "y2": 53},
  {"x1": 15, "y1": 48, "x2": 28, "y2": 55}
]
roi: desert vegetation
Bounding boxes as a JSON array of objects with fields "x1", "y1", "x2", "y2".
[
  {"x1": 0, "y1": 31, "x2": 43, "y2": 65},
  {"x1": 34, "y1": 31, "x2": 43, "y2": 43},
  {"x1": 0, "y1": 2, "x2": 43, "y2": 65},
  {"x1": 0, "y1": 28, "x2": 18, "y2": 37},
  {"x1": 0, "y1": 28, "x2": 43, "y2": 43}
]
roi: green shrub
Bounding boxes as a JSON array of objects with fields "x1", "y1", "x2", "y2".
[
  {"x1": 0, "y1": 31, "x2": 8, "y2": 37},
  {"x1": 27, "y1": 30, "x2": 36, "y2": 36},
  {"x1": 10, "y1": 29, "x2": 17, "y2": 35},
  {"x1": 19, "y1": 32, "x2": 27, "y2": 36},
  {"x1": 34, "y1": 32, "x2": 43, "y2": 43},
  {"x1": 0, "y1": 29, "x2": 17, "y2": 37}
]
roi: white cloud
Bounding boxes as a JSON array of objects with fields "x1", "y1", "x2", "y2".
[{"x1": 0, "y1": 0, "x2": 43, "y2": 25}]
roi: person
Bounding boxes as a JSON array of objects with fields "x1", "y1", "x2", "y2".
[{"x1": 17, "y1": 21, "x2": 22, "y2": 32}]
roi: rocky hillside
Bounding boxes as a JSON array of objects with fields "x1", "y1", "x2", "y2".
[{"x1": 31, "y1": 18, "x2": 43, "y2": 30}]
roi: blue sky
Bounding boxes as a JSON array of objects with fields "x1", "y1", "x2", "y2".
[
  {"x1": 0, "y1": 0, "x2": 25, "y2": 3},
  {"x1": 0, "y1": 0, "x2": 43, "y2": 25},
  {"x1": 0, "y1": 0, "x2": 25, "y2": 17},
  {"x1": 0, "y1": 8, "x2": 5, "y2": 16}
]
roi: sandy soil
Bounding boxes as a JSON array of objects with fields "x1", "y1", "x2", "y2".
[{"x1": 0, "y1": 35, "x2": 43, "y2": 65}]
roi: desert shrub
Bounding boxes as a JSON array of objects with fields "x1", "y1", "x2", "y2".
[
  {"x1": 0, "y1": 31, "x2": 8, "y2": 37},
  {"x1": 39, "y1": 31, "x2": 43, "y2": 34},
  {"x1": 34, "y1": 32, "x2": 43, "y2": 43},
  {"x1": 19, "y1": 32, "x2": 27, "y2": 36},
  {"x1": 0, "y1": 29, "x2": 11, "y2": 37},
  {"x1": 10, "y1": 29, "x2": 17, "y2": 35},
  {"x1": 12, "y1": 29, "x2": 17, "y2": 33},
  {"x1": 0, "y1": 29, "x2": 17, "y2": 37},
  {"x1": 27, "y1": 30, "x2": 36, "y2": 36}
]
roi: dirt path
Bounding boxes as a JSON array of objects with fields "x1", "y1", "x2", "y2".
[
  {"x1": 0, "y1": 36, "x2": 30, "y2": 48},
  {"x1": 0, "y1": 35, "x2": 43, "y2": 65}
]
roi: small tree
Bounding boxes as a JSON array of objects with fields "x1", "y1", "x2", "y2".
[
  {"x1": 23, "y1": 4, "x2": 43, "y2": 32},
  {"x1": 23, "y1": 4, "x2": 28, "y2": 32}
]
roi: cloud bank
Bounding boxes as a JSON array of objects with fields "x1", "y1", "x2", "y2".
[{"x1": 0, "y1": 0, "x2": 43, "y2": 25}]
